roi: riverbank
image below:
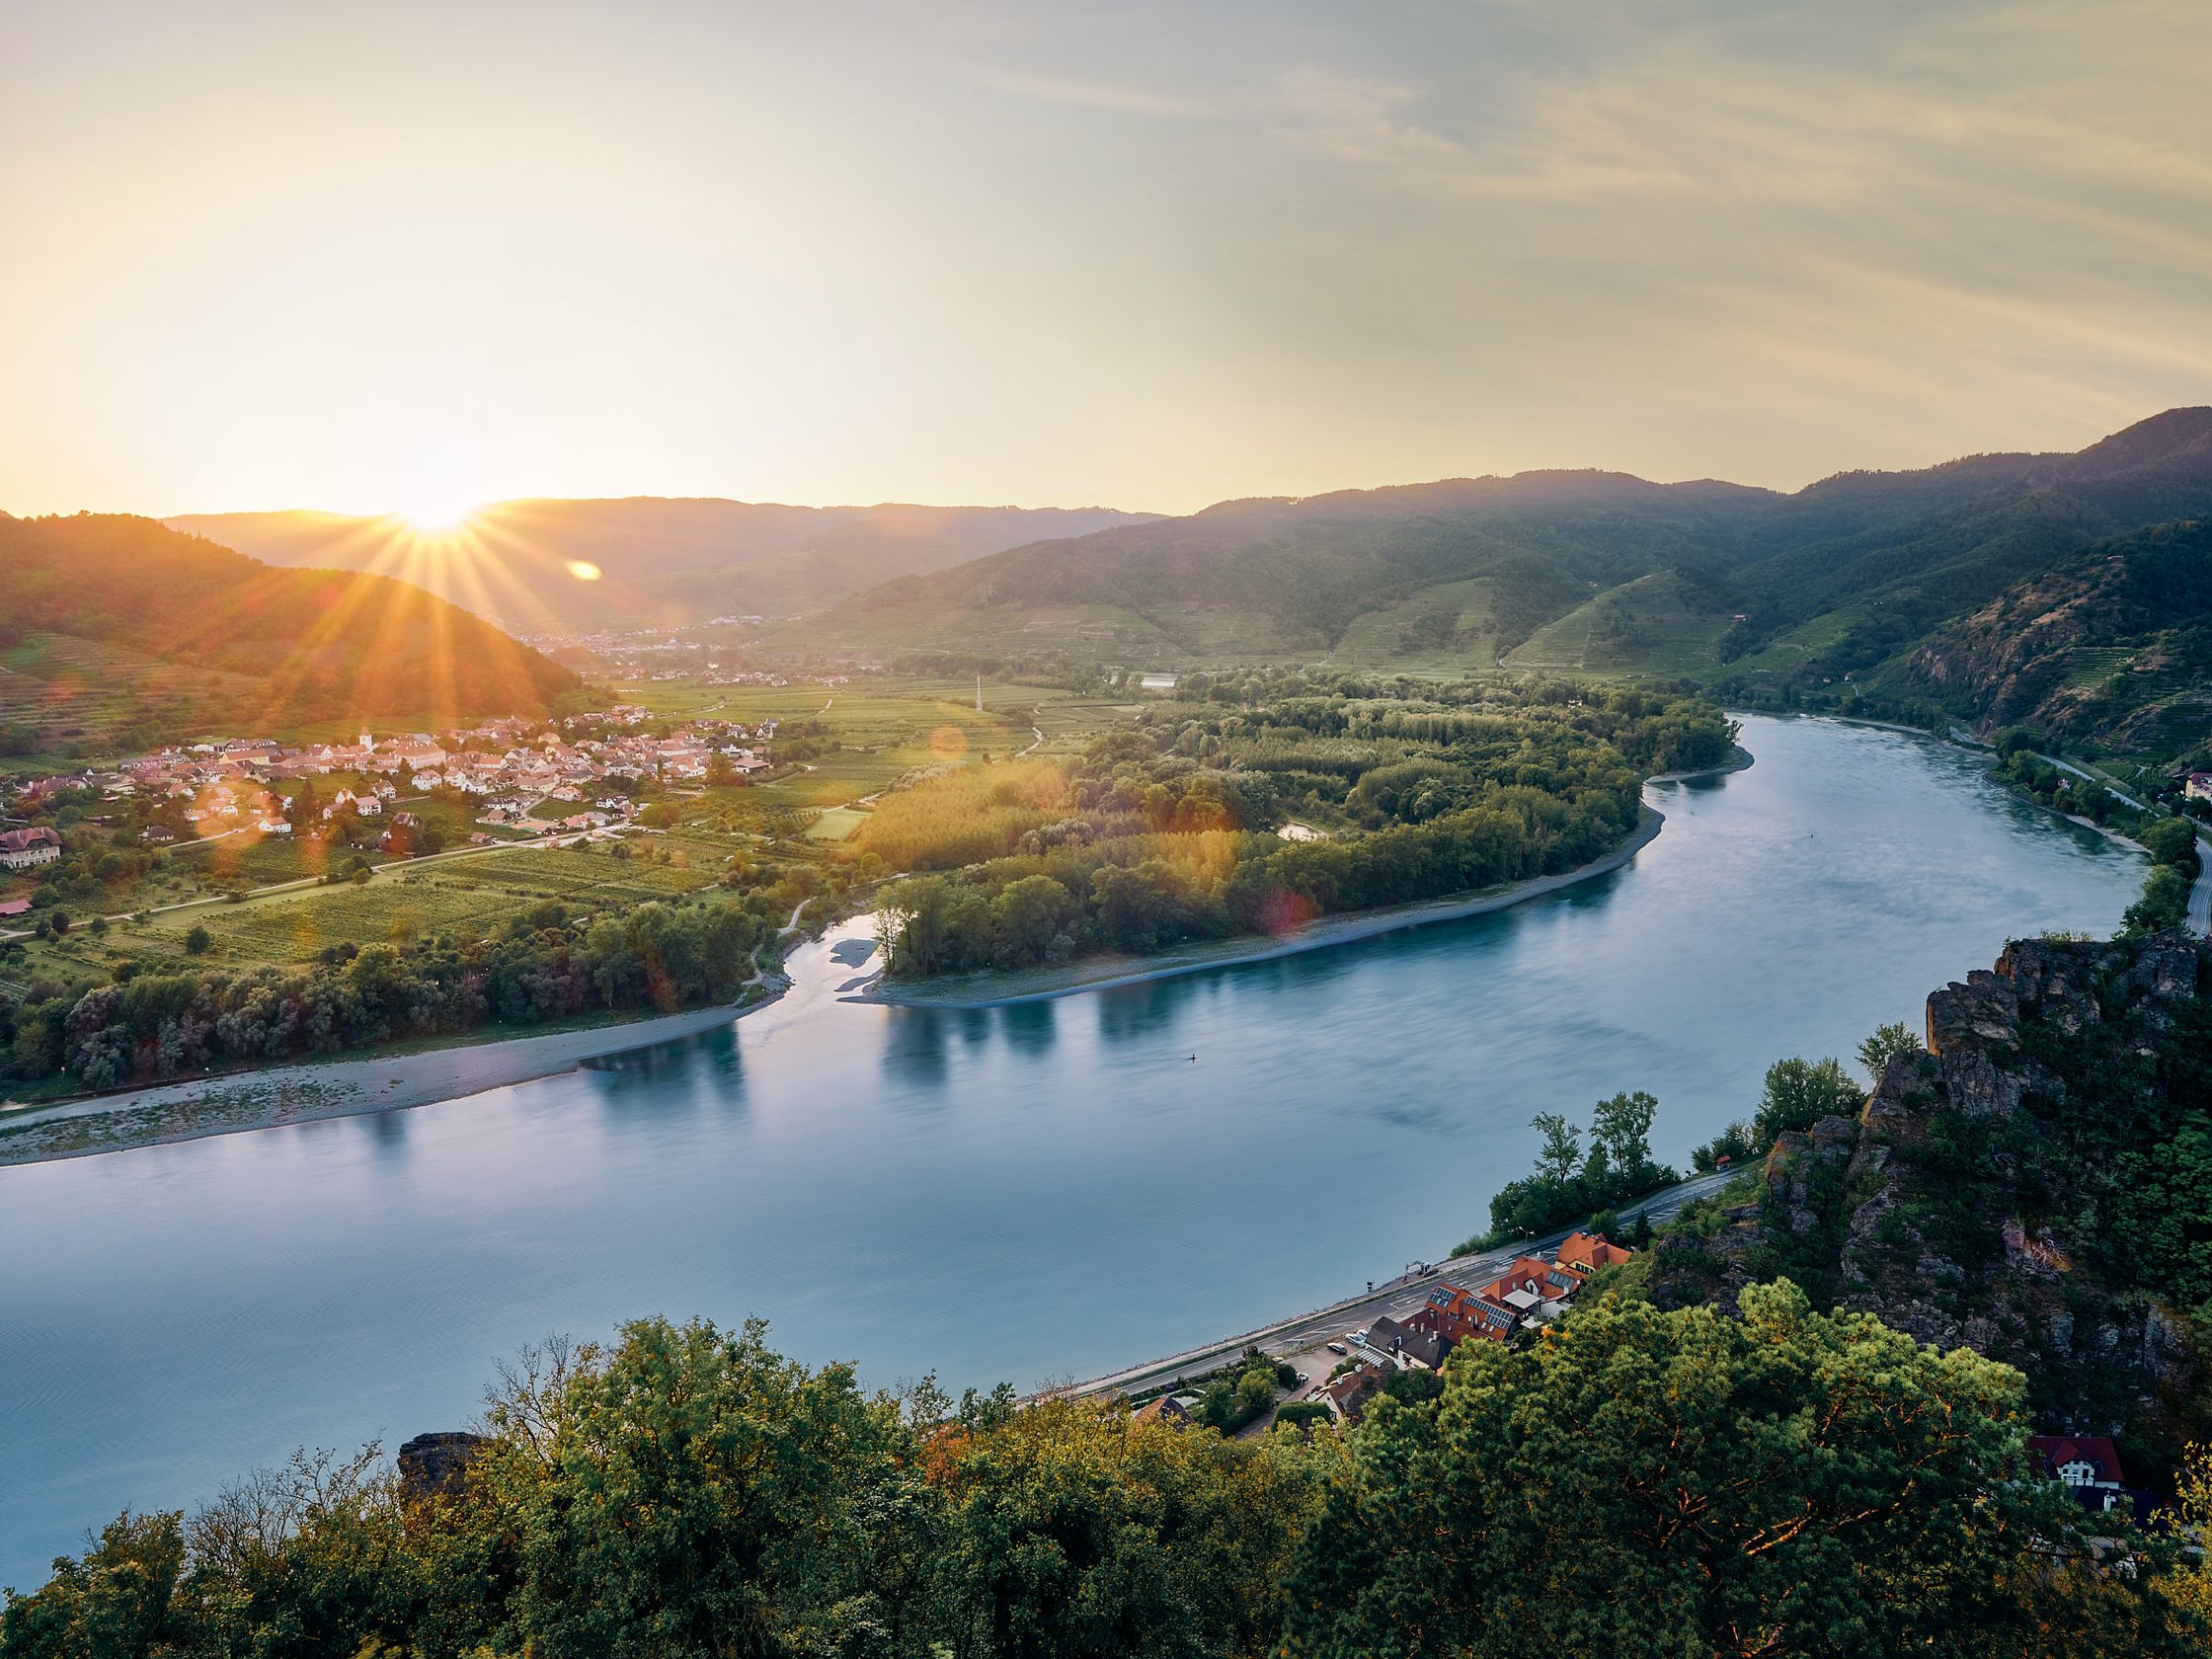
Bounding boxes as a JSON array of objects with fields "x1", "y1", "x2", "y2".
[
  {"x1": 0, "y1": 991, "x2": 779, "y2": 1167},
  {"x1": 861, "y1": 745, "x2": 1753, "y2": 1010},
  {"x1": 0, "y1": 747, "x2": 1751, "y2": 1163},
  {"x1": 856, "y1": 810, "x2": 1661, "y2": 1009}
]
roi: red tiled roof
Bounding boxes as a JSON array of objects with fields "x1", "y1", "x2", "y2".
[{"x1": 2026, "y1": 1436, "x2": 2125, "y2": 1486}]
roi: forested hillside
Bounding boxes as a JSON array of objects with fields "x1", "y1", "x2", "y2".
[
  {"x1": 169, "y1": 500, "x2": 1157, "y2": 631},
  {"x1": 0, "y1": 514, "x2": 576, "y2": 735},
  {"x1": 789, "y1": 410, "x2": 2212, "y2": 759},
  {"x1": 1903, "y1": 517, "x2": 2212, "y2": 762}
]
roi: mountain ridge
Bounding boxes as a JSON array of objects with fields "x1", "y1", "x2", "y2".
[
  {"x1": 781, "y1": 408, "x2": 2212, "y2": 758},
  {"x1": 166, "y1": 499, "x2": 1162, "y2": 632}
]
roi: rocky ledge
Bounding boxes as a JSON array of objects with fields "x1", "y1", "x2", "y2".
[{"x1": 1653, "y1": 931, "x2": 2208, "y2": 1452}]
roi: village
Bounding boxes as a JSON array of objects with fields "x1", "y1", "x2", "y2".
[{"x1": 0, "y1": 706, "x2": 778, "y2": 864}]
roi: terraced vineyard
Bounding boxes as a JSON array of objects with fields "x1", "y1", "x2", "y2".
[
  {"x1": 1502, "y1": 572, "x2": 1733, "y2": 677},
  {"x1": 1321, "y1": 579, "x2": 1499, "y2": 676},
  {"x1": 0, "y1": 632, "x2": 264, "y2": 760}
]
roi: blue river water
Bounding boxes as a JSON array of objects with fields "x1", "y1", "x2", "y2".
[{"x1": 0, "y1": 716, "x2": 2146, "y2": 1586}]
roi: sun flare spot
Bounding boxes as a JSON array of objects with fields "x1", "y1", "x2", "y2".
[{"x1": 391, "y1": 488, "x2": 483, "y2": 536}]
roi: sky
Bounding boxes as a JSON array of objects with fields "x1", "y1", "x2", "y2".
[{"x1": 3, "y1": 0, "x2": 2208, "y2": 519}]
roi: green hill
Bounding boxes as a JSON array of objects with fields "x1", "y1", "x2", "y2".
[
  {"x1": 786, "y1": 410, "x2": 2212, "y2": 753},
  {"x1": 0, "y1": 514, "x2": 578, "y2": 746}
]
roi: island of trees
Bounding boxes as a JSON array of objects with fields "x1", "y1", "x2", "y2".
[{"x1": 869, "y1": 678, "x2": 1735, "y2": 979}]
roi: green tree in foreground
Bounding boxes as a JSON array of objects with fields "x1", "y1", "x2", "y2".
[
  {"x1": 2139, "y1": 815, "x2": 2200, "y2": 871},
  {"x1": 1281, "y1": 1281, "x2": 2197, "y2": 1658},
  {"x1": 6, "y1": 1304, "x2": 2196, "y2": 1658}
]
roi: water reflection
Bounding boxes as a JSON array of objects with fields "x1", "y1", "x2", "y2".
[
  {"x1": 880, "y1": 1008, "x2": 951, "y2": 1091},
  {"x1": 998, "y1": 1001, "x2": 1057, "y2": 1058}
]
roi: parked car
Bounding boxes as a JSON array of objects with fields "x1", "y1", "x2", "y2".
[
  {"x1": 1325, "y1": 1341, "x2": 1349, "y2": 1357},
  {"x1": 1296, "y1": 1372, "x2": 1309, "y2": 1385}
]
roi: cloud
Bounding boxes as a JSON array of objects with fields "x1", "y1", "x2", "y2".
[{"x1": 952, "y1": 61, "x2": 1211, "y2": 120}]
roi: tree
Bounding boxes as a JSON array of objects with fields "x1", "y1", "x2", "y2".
[
  {"x1": 0, "y1": 1509, "x2": 188, "y2": 1658},
  {"x1": 1753, "y1": 1056, "x2": 1862, "y2": 1146},
  {"x1": 48, "y1": 909, "x2": 71, "y2": 936},
  {"x1": 471, "y1": 1315, "x2": 929, "y2": 1659},
  {"x1": 184, "y1": 925, "x2": 212, "y2": 955},
  {"x1": 1531, "y1": 1111, "x2": 1581, "y2": 1183},
  {"x1": 2123, "y1": 865, "x2": 2191, "y2": 933},
  {"x1": 2139, "y1": 816, "x2": 2200, "y2": 870},
  {"x1": 988, "y1": 875, "x2": 1076, "y2": 967},
  {"x1": 1281, "y1": 1282, "x2": 2191, "y2": 1658},
  {"x1": 1589, "y1": 1089, "x2": 1657, "y2": 1176},
  {"x1": 930, "y1": 1393, "x2": 1333, "y2": 1659},
  {"x1": 1856, "y1": 1020, "x2": 1919, "y2": 1080},
  {"x1": 2160, "y1": 1443, "x2": 2212, "y2": 1627}
]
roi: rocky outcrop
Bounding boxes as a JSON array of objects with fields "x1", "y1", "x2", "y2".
[
  {"x1": 398, "y1": 1432, "x2": 486, "y2": 1498},
  {"x1": 1904, "y1": 518, "x2": 2212, "y2": 762},
  {"x1": 1653, "y1": 932, "x2": 2210, "y2": 1454}
]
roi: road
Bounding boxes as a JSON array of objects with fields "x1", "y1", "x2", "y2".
[
  {"x1": 2035, "y1": 750, "x2": 2148, "y2": 814},
  {"x1": 1050, "y1": 1165, "x2": 1742, "y2": 1403},
  {"x1": 2194, "y1": 834, "x2": 2212, "y2": 936},
  {"x1": 2033, "y1": 751, "x2": 2210, "y2": 935}
]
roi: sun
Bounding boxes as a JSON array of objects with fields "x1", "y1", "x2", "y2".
[{"x1": 391, "y1": 487, "x2": 482, "y2": 535}]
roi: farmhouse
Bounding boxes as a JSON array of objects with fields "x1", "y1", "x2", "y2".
[{"x1": 0, "y1": 827, "x2": 63, "y2": 869}]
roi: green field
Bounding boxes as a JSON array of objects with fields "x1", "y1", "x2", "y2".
[
  {"x1": 611, "y1": 676, "x2": 1100, "y2": 810},
  {"x1": 126, "y1": 844, "x2": 725, "y2": 966},
  {"x1": 805, "y1": 805, "x2": 870, "y2": 841}
]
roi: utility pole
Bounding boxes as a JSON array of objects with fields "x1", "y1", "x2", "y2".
[{"x1": 975, "y1": 673, "x2": 982, "y2": 712}]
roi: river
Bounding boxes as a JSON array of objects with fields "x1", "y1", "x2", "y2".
[{"x1": 0, "y1": 716, "x2": 2146, "y2": 1587}]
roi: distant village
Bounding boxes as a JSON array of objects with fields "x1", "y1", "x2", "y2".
[{"x1": 0, "y1": 706, "x2": 778, "y2": 863}]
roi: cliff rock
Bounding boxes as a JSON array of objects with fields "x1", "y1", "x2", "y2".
[{"x1": 1653, "y1": 932, "x2": 2210, "y2": 1455}]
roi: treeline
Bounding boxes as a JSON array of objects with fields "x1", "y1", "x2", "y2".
[
  {"x1": 1472, "y1": 1088, "x2": 1679, "y2": 1247},
  {"x1": 0, "y1": 896, "x2": 784, "y2": 1091},
  {"x1": 7, "y1": 1291, "x2": 2205, "y2": 1658},
  {"x1": 1984, "y1": 734, "x2": 2202, "y2": 931},
  {"x1": 872, "y1": 686, "x2": 1734, "y2": 978}
]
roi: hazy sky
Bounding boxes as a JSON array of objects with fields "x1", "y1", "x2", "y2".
[{"x1": 4, "y1": 0, "x2": 2208, "y2": 518}]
